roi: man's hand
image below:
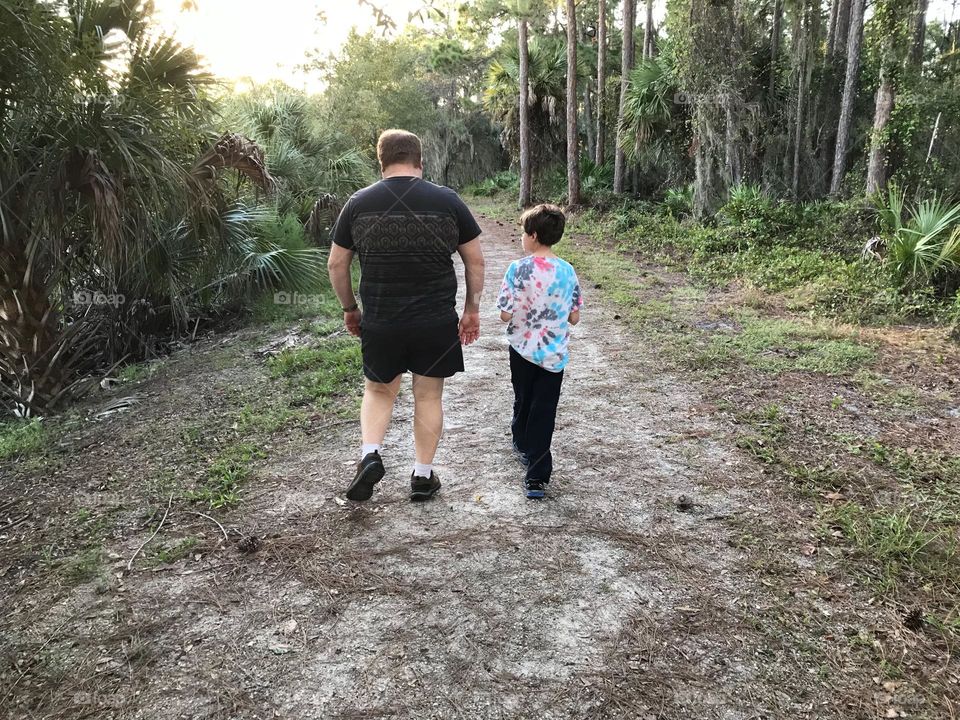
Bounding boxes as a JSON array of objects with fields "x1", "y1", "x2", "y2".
[
  {"x1": 344, "y1": 309, "x2": 362, "y2": 337},
  {"x1": 459, "y1": 309, "x2": 480, "y2": 345}
]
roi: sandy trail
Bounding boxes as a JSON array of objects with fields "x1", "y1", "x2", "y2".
[
  {"x1": 8, "y1": 214, "x2": 846, "y2": 720},
  {"x1": 135, "y1": 214, "x2": 803, "y2": 720}
]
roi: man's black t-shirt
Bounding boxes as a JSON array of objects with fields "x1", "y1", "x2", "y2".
[{"x1": 332, "y1": 176, "x2": 482, "y2": 329}]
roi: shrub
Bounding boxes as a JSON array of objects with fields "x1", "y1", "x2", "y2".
[{"x1": 661, "y1": 185, "x2": 693, "y2": 219}]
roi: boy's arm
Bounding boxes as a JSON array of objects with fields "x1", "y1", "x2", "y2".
[
  {"x1": 500, "y1": 310, "x2": 512, "y2": 323},
  {"x1": 568, "y1": 309, "x2": 580, "y2": 326}
]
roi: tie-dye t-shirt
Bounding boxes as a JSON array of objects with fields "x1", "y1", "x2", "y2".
[{"x1": 497, "y1": 255, "x2": 583, "y2": 372}]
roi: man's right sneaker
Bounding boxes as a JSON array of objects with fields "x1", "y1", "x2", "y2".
[
  {"x1": 410, "y1": 471, "x2": 441, "y2": 502},
  {"x1": 524, "y1": 479, "x2": 547, "y2": 500},
  {"x1": 346, "y1": 451, "x2": 385, "y2": 502}
]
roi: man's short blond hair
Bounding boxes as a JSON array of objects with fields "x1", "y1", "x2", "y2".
[{"x1": 377, "y1": 129, "x2": 423, "y2": 170}]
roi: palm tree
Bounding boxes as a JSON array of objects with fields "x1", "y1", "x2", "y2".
[
  {"x1": 613, "y1": 0, "x2": 637, "y2": 193},
  {"x1": 566, "y1": 0, "x2": 581, "y2": 205},
  {"x1": 519, "y1": 16, "x2": 533, "y2": 207},
  {"x1": 485, "y1": 37, "x2": 567, "y2": 180},
  {"x1": 0, "y1": 1, "x2": 319, "y2": 415},
  {"x1": 595, "y1": 0, "x2": 608, "y2": 165}
]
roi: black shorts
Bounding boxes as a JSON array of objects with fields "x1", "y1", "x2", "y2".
[{"x1": 360, "y1": 320, "x2": 464, "y2": 383}]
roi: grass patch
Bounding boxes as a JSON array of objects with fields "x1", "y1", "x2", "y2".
[
  {"x1": 59, "y1": 545, "x2": 104, "y2": 584},
  {"x1": 150, "y1": 536, "x2": 200, "y2": 565},
  {"x1": 187, "y1": 443, "x2": 267, "y2": 509},
  {"x1": 824, "y1": 502, "x2": 958, "y2": 593},
  {"x1": 694, "y1": 315, "x2": 875, "y2": 374},
  {"x1": 0, "y1": 418, "x2": 47, "y2": 460},
  {"x1": 234, "y1": 402, "x2": 302, "y2": 435},
  {"x1": 267, "y1": 338, "x2": 363, "y2": 408}
]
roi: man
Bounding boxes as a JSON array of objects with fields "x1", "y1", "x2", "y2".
[{"x1": 327, "y1": 129, "x2": 485, "y2": 502}]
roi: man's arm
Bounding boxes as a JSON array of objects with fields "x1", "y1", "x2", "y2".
[
  {"x1": 327, "y1": 243, "x2": 361, "y2": 337},
  {"x1": 456, "y1": 236, "x2": 485, "y2": 345}
]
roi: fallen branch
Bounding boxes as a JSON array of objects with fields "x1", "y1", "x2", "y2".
[
  {"x1": 127, "y1": 494, "x2": 173, "y2": 571},
  {"x1": 187, "y1": 510, "x2": 229, "y2": 544}
]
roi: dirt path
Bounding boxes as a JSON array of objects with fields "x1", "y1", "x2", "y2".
[{"x1": 4, "y1": 213, "x2": 934, "y2": 719}]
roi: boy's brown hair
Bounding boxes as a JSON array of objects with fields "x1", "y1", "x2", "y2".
[
  {"x1": 377, "y1": 129, "x2": 423, "y2": 170},
  {"x1": 520, "y1": 203, "x2": 566, "y2": 246}
]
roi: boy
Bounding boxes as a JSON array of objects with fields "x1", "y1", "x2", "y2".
[{"x1": 496, "y1": 204, "x2": 583, "y2": 499}]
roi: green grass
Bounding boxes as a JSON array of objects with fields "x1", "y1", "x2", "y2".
[
  {"x1": 150, "y1": 536, "x2": 200, "y2": 565},
  {"x1": 824, "y1": 502, "x2": 958, "y2": 593},
  {"x1": 267, "y1": 338, "x2": 363, "y2": 408},
  {"x1": 60, "y1": 546, "x2": 104, "y2": 583},
  {"x1": 0, "y1": 418, "x2": 47, "y2": 460},
  {"x1": 234, "y1": 402, "x2": 302, "y2": 435},
  {"x1": 187, "y1": 442, "x2": 267, "y2": 509},
  {"x1": 693, "y1": 315, "x2": 875, "y2": 374}
]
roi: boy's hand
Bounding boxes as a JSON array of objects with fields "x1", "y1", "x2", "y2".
[
  {"x1": 344, "y1": 309, "x2": 362, "y2": 337},
  {"x1": 459, "y1": 309, "x2": 480, "y2": 345}
]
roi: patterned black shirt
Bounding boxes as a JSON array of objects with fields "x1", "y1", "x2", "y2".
[{"x1": 332, "y1": 177, "x2": 482, "y2": 328}]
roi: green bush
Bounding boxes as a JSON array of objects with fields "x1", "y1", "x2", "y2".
[
  {"x1": 0, "y1": 419, "x2": 46, "y2": 460},
  {"x1": 661, "y1": 185, "x2": 693, "y2": 219},
  {"x1": 464, "y1": 170, "x2": 518, "y2": 197}
]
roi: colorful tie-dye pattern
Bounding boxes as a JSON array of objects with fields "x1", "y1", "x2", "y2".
[{"x1": 497, "y1": 255, "x2": 583, "y2": 372}]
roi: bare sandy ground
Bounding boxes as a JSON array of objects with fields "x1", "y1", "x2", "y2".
[{"x1": 4, "y1": 213, "x2": 930, "y2": 719}]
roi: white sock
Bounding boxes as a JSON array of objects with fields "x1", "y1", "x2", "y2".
[
  {"x1": 360, "y1": 443, "x2": 381, "y2": 460},
  {"x1": 413, "y1": 462, "x2": 433, "y2": 479}
]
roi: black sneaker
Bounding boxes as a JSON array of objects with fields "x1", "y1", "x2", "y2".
[
  {"x1": 524, "y1": 479, "x2": 547, "y2": 500},
  {"x1": 346, "y1": 451, "x2": 385, "y2": 502},
  {"x1": 410, "y1": 471, "x2": 441, "y2": 502}
]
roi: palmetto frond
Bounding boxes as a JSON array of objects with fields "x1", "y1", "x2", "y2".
[
  {"x1": 192, "y1": 133, "x2": 275, "y2": 192},
  {"x1": 619, "y1": 57, "x2": 679, "y2": 159}
]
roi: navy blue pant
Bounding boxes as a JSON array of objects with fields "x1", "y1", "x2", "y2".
[{"x1": 510, "y1": 346, "x2": 564, "y2": 482}]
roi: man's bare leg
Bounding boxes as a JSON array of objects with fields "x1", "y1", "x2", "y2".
[
  {"x1": 411, "y1": 374, "x2": 445, "y2": 466},
  {"x1": 360, "y1": 375, "x2": 402, "y2": 447},
  {"x1": 347, "y1": 375, "x2": 401, "y2": 502}
]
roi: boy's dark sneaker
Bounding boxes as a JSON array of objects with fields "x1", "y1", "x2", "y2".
[
  {"x1": 410, "y1": 472, "x2": 441, "y2": 502},
  {"x1": 346, "y1": 451, "x2": 385, "y2": 502},
  {"x1": 524, "y1": 479, "x2": 547, "y2": 500},
  {"x1": 512, "y1": 441, "x2": 530, "y2": 467}
]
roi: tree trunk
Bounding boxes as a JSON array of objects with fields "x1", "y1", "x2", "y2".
[
  {"x1": 595, "y1": 0, "x2": 607, "y2": 165},
  {"x1": 519, "y1": 18, "x2": 532, "y2": 207},
  {"x1": 831, "y1": 0, "x2": 852, "y2": 60},
  {"x1": 584, "y1": 80, "x2": 596, "y2": 163},
  {"x1": 829, "y1": 0, "x2": 865, "y2": 196},
  {"x1": 0, "y1": 204, "x2": 67, "y2": 415},
  {"x1": 826, "y1": 0, "x2": 840, "y2": 56},
  {"x1": 566, "y1": 0, "x2": 581, "y2": 205},
  {"x1": 908, "y1": 0, "x2": 928, "y2": 66},
  {"x1": 770, "y1": 0, "x2": 783, "y2": 96},
  {"x1": 865, "y1": 67, "x2": 895, "y2": 195},
  {"x1": 643, "y1": 0, "x2": 654, "y2": 59},
  {"x1": 613, "y1": 0, "x2": 635, "y2": 193}
]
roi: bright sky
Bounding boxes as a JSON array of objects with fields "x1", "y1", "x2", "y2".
[
  {"x1": 154, "y1": 0, "x2": 424, "y2": 92},
  {"x1": 154, "y1": 0, "x2": 960, "y2": 93}
]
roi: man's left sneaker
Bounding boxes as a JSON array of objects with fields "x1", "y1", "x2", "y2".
[
  {"x1": 524, "y1": 479, "x2": 547, "y2": 499},
  {"x1": 410, "y1": 471, "x2": 441, "y2": 502}
]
